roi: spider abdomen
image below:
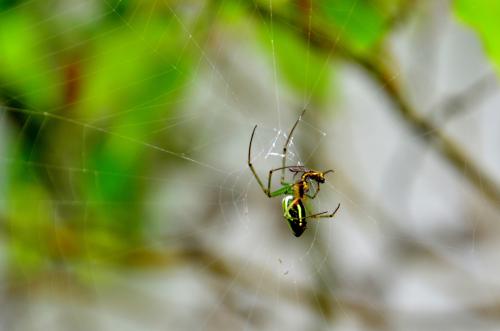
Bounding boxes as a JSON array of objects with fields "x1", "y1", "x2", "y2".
[{"x1": 282, "y1": 195, "x2": 307, "y2": 237}]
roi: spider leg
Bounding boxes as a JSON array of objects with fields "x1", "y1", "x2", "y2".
[
  {"x1": 305, "y1": 169, "x2": 333, "y2": 199},
  {"x1": 307, "y1": 182, "x2": 321, "y2": 199},
  {"x1": 290, "y1": 166, "x2": 308, "y2": 181},
  {"x1": 248, "y1": 127, "x2": 297, "y2": 197},
  {"x1": 281, "y1": 109, "x2": 306, "y2": 184},
  {"x1": 288, "y1": 166, "x2": 309, "y2": 172},
  {"x1": 248, "y1": 125, "x2": 270, "y2": 196},
  {"x1": 284, "y1": 197, "x2": 302, "y2": 216},
  {"x1": 304, "y1": 203, "x2": 340, "y2": 220},
  {"x1": 267, "y1": 165, "x2": 304, "y2": 188}
]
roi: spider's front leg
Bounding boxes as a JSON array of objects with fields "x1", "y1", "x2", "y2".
[{"x1": 281, "y1": 109, "x2": 306, "y2": 184}]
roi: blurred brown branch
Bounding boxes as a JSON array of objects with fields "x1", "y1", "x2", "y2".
[
  {"x1": 252, "y1": 2, "x2": 500, "y2": 209},
  {"x1": 430, "y1": 73, "x2": 497, "y2": 122}
]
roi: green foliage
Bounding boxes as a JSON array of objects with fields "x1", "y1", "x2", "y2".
[
  {"x1": 454, "y1": 0, "x2": 500, "y2": 75},
  {"x1": 317, "y1": 0, "x2": 390, "y2": 54},
  {"x1": 0, "y1": 0, "x2": 22, "y2": 12},
  {"x1": 0, "y1": 10, "x2": 63, "y2": 109},
  {"x1": 0, "y1": 1, "x2": 196, "y2": 279}
]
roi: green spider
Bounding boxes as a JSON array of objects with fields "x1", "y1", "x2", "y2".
[{"x1": 247, "y1": 110, "x2": 340, "y2": 237}]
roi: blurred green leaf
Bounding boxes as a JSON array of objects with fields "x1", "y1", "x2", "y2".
[
  {"x1": 7, "y1": 172, "x2": 52, "y2": 274},
  {"x1": 318, "y1": 0, "x2": 389, "y2": 53},
  {"x1": 2, "y1": 2, "x2": 196, "y2": 277},
  {"x1": 454, "y1": 0, "x2": 500, "y2": 75},
  {"x1": 78, "y1": 14, "x2": 193, "y2": 238},
  {"x1": 0, "y1": 10, "x2": 63, "y2": 109},
  {"x1": 0, "y1": 0, "x2": 18, "y2": 10}
]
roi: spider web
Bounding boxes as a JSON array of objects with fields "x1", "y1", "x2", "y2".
[{"x1": 1, "y1": 1, "x2": 500, "y2": 331}]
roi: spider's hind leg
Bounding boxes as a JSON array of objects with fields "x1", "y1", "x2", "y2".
[{"x1": 305, "y1": 203, "x2": 341, "y2": 220}]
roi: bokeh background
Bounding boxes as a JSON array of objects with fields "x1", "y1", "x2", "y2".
[{"x1": 1, "y1": 1, "x2": 500, "y2": 330}]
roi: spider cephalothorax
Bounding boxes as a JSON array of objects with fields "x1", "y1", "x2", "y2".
[{"x1": 247, "y1": 110, "x2": 340, "y2": 237}]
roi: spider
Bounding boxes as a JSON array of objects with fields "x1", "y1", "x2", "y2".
[{"x1": 247, "y1": 110, "x2": 340, "y2": 237}]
